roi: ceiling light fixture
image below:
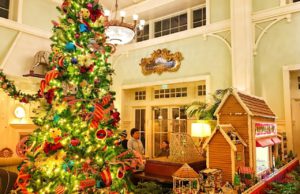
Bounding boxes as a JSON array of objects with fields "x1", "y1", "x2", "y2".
[{"x1": 104, "y1": 0, "x2": 145, "y2": 45}]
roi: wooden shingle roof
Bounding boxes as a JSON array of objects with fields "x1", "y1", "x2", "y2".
[
  {"x1": 236, "y1": 92, "x2": 275, "y2": 118},
  {"x1": 214, "y1": 89, "x2": 276, "y2": 118},
  {"x1": 203, "y1": 124, "x2": 247, "y2": 151},
  {"x1": 172, "y1": 163, "x2": 199, "y2": 178}
]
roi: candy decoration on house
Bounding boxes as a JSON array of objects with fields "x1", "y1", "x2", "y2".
[
  {"x1": 172, "y1": 163, "x2": 200, "y2": 194},
  {"x1": 0, "y1": 71, "x2": 39, "y2": 103},
  {"x1": 203, "y1": 89, "x2": 280, "y2": 186},
  {"x1": 13, "y1": 0, "x2": 132, "y2": 193}
]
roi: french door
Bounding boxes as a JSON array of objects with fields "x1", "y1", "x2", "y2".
[
  {"x1": 134, "y1": 108, "x2": 146, "y2": 148},
  {"x1": 152, "y1": 106, "x2": 187, "y2": 157}
]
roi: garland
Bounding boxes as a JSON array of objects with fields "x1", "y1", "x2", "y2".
[{"x1": 0, "y1": 71, "x2": 39, "y2": 103}]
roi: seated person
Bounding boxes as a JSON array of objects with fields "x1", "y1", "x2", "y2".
[
  {"x1": 157, "y1": 140, "x2": 170, "y2": 157},
  {"x1": 128, "y1": 128, "x2": 145, "y2": 155},
  {"x1": 120, "y1": 130, "x2": 128, "y2": 149}
]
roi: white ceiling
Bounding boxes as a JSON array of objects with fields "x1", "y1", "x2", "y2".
[
  {"x1": 102, "y1": 0, "x2": 205, "y2": 22},
  {"x1": 100, "y1": 0, "x2": 146, "y2": 10},
  {"x1": 52, "y1": 0, "x2": 205, "y2": 22}
]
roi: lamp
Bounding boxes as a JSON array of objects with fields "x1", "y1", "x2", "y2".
[
  {"x1": 14, "y1": 106, "x2": 26, "y2": 119},
  {"x1": 104, "y1": 0, "x2": 145, "y2": 45},
  {"x1": 191, "y1": 122, "x2": 211, "y2": 154}
]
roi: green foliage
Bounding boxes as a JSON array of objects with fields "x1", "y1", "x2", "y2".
[
  {"x1": 133, "y1": 182, "x2": 171, "y2": 194},
  {"x1": 185, "y1": 88, "x2": 231, "y2": 120},
  {"x1": 266, "y1": 169, "x2": 300, "y2": 194}
]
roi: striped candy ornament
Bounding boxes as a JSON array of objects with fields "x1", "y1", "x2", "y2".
[
  {"x1": 79, "y1": 179, "x2": 96, "y2": 190},
  {"x1": 101, "y1": 95, "x2": 111, "y2": 106},
  {"x1": 94, "y1": 103, "x2": 104, "y2": 121},
  {"x1": 58, "y1": 56, "x2": 65, "y2": 67},
  {"x1": 100, "y1": 168, "x2": 112, "y2": 186},
  {"x1": 39, "y1": 80, "x2": 46, "y2": 96},
  {"x1": 45, "y1": 70, "x2": 59, "y2": 85},
  {"x1": 55, "y1": 185, "x2": 65, "y2": 194}
]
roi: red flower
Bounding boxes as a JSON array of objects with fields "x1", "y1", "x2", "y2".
[
  {"x1": 71, "y1": 138, "x2": 80, "y2": 146},
  {"x1": 45, "y1": 89, "x2": 55, "y2": 104},
  {"x1": 44, "y1": 142, "x2": 51, "y2": 154}
]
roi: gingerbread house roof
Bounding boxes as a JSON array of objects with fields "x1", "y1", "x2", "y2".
[
  {"x1": 203, "y1": 124, "x2": 247, "y2": 151},
  {"x1": 172, "y1": 163, "x2": 199, "y2": 178},
  {"x1": 214, "y1": 89, "x2": 276, "y2": 118}
]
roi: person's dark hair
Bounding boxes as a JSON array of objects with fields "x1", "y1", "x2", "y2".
[
  {"x1": 163, "y1": 140, "x2": 169, "y2": 149},
  {"x1": 130, "y1": 128, "x2": 139, "y2": 136}
]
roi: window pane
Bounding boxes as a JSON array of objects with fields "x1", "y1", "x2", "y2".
[
  {"x1": 0, "y1": 0, "x2": 9, "y2": 9},
  {"x1": 155, "y1": 21, "x2": 161, "y2": 32},
  {"x1": 179, "y1": 14, "x2": 187, "y2": 26},
  {"x1": 144, "y1": 24, "x2": 149, "y2": 35},
  {"x1": 171, "y1": 16, "x2": 179, "y2": 28},
  {"x1": 162, "y1": 19, "x2": 170, "y2": 30},
  {"x1": 0, "y1": 9, "x2": 8, "y2": 18},
  {"x1": 171, "y1": 28, "x2": 178, "y2": 34},
  {"x1": 180, "y1": 25, "x2": 187, "y2": 31},
  {"x1": 193, "y1": 9, "x2": 202, "y2": 22},
  {"x1": 155, "y1": 32, "x2": 161, "y2": 38},
  {"x1": 162, "y1": 30, "x2": 170, "y2": 36}
]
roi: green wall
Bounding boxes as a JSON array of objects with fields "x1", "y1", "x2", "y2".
[
  {"x1": 113, "y1": 35, "x2": 232, "y2": 94},
  {"x1": 22, "y1": 0, "x2": 58, "y2": 31},
  {"x1": 254, "y1": 12, "x2": 300, "y2": 119},
  {"x1": 0, "y1": 27, "x2": 18, "y2": 63},
  {"x1": 210, "y1": 0, "x2": 230, "y2": 23},
  {"x1": 252, "y1": 0, "x2": 280, "y2": 12}
]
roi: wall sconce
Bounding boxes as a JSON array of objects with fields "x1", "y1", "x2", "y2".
[
  {"x1": 191, "y1": 122, "x2": 211, "y2": 154},
  {"x1": 14, "y1": 106, "x2": 26, "y2": 119}
]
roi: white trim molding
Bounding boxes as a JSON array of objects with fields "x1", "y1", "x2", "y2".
[
  {"x1": 254, "y1": 14, "x2": 291, "y2": 55},
  {"x1": 282, "y1": 64, "x2": 300, "y2": 152},
  {"x1": 115, "y1": 20, "x2": 230, "y2": 55},
  {"x1": 0, "y1": 17, "x2": 51, "y2": 39},
  {"x1": 253, "y1": 2, "x2": 300, "y2": 22}
]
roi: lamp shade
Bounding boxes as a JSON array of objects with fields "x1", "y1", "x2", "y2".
[{"x1": 191, "y1": 123, "x2": 211, "y2": 138}]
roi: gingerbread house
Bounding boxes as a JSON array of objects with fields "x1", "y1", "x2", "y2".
[
  {"x1": 203, "y1": 124, "x2": 247, "y2": 183},
  {"x1": 209, "y1": 89, "x2": 280, "y2": 182}
]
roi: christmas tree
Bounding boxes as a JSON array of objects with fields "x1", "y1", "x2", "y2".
[{"x1": 14, "y1": 0, "x2": 135, "y2": 193}]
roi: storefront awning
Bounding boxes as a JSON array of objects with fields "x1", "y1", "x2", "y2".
[
  {"x1": 272, "y1": 137, "x2": 281, "y2": 144},
  {"x1": 239, "y1": 166, "x2": 254, "y2": 174},
  {"x1": 256, "y1": 138, "x2": 274, "y2": 147}
]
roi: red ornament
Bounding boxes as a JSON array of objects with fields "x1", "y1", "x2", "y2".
[
  {"x1": 107, "y1": 129, "x2": 113, "y2": 137},
  {"x1": 96, "y1": 129, "x2": 106, "y2": 140},
  {"x1": 75, "y1": 33, "x2": 80, "y2": 39},
  {"x1": 71, "y1": 138, "x2": 80, "y2": 146},
  {"x1": 80, "y1": 178, "x2": 96, "y2": 190},
  {"x1": 117, "y1": 167, "x2": 125, "y2": 179},
  {"x1": 45, "y1": 89, "x2": 55, "y2": 104},
  {"x1": 100, "y1": 167, "x2": 112, "y2": 186}
]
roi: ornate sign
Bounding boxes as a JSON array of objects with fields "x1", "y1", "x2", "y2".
[
  {"x1": 255, "y1": 123, "x2": 277, "y2": 137},
  {"x1": 139, "y1": 49, "x2": 183, "y2": 75}
]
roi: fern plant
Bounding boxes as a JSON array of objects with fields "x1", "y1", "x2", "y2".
[{"x1": 185, "y1": 88, "x2": 231, "y2": 120}]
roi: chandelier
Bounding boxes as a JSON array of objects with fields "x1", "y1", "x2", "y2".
[{"x1": 104, "y1": 0, "x2": 145, "y2": 45}]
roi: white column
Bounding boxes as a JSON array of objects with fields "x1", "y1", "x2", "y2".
[
  {"x1": 16, "y1": 0, "x2": 24, "y2": 23},
  {"x1": 148, "y1": 19, "x2": 154, "y2": 39},
  {"x1": 230, "y1": 0, "x2": 254, "y2": 93}
]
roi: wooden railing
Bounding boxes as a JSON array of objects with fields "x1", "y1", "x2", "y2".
[{"x1": 243, "y1": 158, "x2": 299, "y2": 194}]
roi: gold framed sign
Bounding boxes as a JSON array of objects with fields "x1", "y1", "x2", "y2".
[{"x1": 139, "y1": 49, "x2": 183, "y2": 75}]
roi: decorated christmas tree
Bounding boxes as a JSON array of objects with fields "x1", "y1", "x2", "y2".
[{"x1": 14, "y1": 0, "x2": 137, "y2": 193}]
